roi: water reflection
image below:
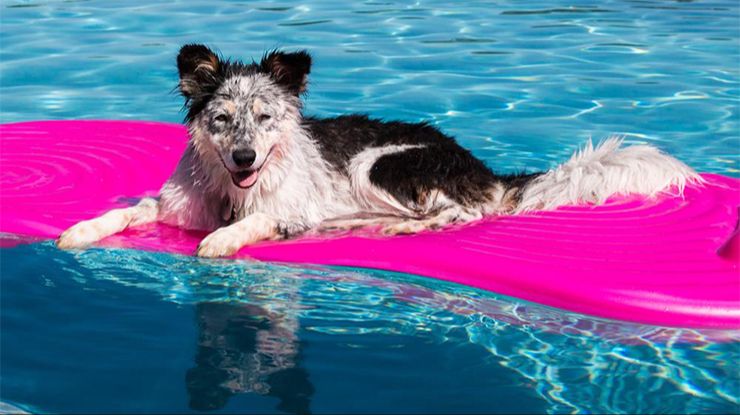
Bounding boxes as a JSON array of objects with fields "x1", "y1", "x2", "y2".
[
  {"x1": 186, "y1": 302, "x2": 313, "y2": 413},
  {"x1": 32, "y1": 243, "x2": 740, "y2": 413}
]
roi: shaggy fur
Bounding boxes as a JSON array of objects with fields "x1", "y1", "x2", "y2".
[
  {"x1": 57, "y1": 44, "x2": 701, "y2": 257},
  {"x1": 515, "y1": 137, "x2": 702, "y2": 212}
]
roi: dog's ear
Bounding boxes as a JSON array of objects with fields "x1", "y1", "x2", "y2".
[
  {"x1": 260, "y1": 50, "x2": 312, "y2": 95},
  {"x1": 177, "y1": 44, "x2": 222, "y2": 98}
]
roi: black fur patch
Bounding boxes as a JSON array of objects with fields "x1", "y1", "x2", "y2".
[
  {"x1": 259, "y1": 50, "x2": 312, "y2": 95},
  {"x1": 369, "y1": 145, "x2": 496, "y2": 206},
  {"x1": 304, "y1": 115, "x2": 540, "y2": 207},
  {"x1": 304, "y1": 115, "x2": 460, "y2": 173}
]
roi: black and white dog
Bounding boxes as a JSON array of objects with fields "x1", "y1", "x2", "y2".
[{"x1": 57, "y1": 44, "x2": 699, "y2": 257}]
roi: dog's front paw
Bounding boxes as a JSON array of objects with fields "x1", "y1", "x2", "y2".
[
  {"x1": 196, "y1": 227, "x2": 245, "y2": 258},
  {"x1": 57, "y1": 221, "x2": 102, "y2": 250}
]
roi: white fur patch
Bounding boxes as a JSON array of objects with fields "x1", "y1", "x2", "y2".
[{"x1": 516, "y1": 137, "x2": 703, "y2": 212}]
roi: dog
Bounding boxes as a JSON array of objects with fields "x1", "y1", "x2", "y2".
[{"x1": 57, "y1": 44, "x2": 700, "y2": 257}]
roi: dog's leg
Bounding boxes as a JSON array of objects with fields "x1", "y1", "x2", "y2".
[
  {"x1": 317, "y1": 214, "x2": 407, "y2": 233},
  {"x1": 196, "y1": 212, "x2": 281, "y2": 258},
  {"x1": 381, "y1": 205, "x2": 482, "y2": 235},
  {"x1": 348, "y1": 144, "x2": 498, "y2": 236},
  {"x1": 57, "y1": 198, "x2": 159, "y2": 249}
]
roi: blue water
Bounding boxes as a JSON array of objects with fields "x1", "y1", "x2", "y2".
[{"x1": 1, "y1": 0, "x2": 739, "y2": 413}]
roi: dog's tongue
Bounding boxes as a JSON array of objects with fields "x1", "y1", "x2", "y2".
[{"x1": 238, "y1": 170, "x2": 259, "y2": 188}]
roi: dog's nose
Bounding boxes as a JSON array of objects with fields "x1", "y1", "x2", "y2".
[{"x1": 232, "y1": 148, "x2": 256, "y2": 168}]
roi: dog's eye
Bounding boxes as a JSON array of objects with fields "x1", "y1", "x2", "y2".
[
  {"x1": 214, "y1": 114, "x2": 229, "y2": 123},
  {"x1": 257, "y1": 114, "x2": 271, "y2": 123}
]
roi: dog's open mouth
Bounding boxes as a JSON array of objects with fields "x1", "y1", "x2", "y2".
[
  {"x1": 231, "y1": 169, "x2": 260, "y2": 189},
  {"x1": 229, "y1": 146, "x2": 275, "y2": 189}
]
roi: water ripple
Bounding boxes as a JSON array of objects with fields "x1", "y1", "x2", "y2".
[
  {"x1": 0, "y1": 0, "x2": 736, "y2": 175},
  {"x1": 4, "y1": 242, "x2": 729, "y2": 413}
]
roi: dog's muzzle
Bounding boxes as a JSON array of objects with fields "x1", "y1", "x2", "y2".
[{"x1": 227, "y1": 146, "x2": 275, "y2": 189}]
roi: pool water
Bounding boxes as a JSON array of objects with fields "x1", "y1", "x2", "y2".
[{"x1": 1, "y1": 0, "x2": 739, "y2": 413}]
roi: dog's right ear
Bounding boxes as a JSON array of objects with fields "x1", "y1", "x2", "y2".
[
  {"x1": 260, "y1": 50, "x2": 312, "y2": 95},
  {"x1": 177, "y1": 44, "x2": 222, "y2": 99}
]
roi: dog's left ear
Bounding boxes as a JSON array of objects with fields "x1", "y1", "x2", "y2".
[{"x1": 260, "y1": 50, "x2": 312, "y2": 95}]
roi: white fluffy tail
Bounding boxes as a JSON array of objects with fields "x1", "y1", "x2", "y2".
[{"x1": 515, "y1": 137, "x2": 702, "y2": 213}]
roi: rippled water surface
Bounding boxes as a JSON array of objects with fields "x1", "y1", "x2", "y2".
[
  {"x1": 1, "y1": 0, "x2": 739, "y2": 413},
  {"x1": 3, "y1": 242, "x2": 739, "y2": 414},
  {"x1": 2, "y1": 0, "x2": 739, "y2": 174}
]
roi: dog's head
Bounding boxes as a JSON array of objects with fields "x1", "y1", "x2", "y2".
[{"x1": 177, "y1": 44, "x2": 311, "y2": 189}]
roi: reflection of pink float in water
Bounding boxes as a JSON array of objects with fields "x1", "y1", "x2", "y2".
[
  {"x1": 387, "y1": 283, "x2": 740, "y2": 344},
  {"x1": 1, "y1": 120, "x2": 738, "y2": 329}
]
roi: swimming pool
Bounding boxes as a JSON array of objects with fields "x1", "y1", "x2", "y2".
[{"x1": 1, "y1": 0, "x2": 738, "y2": 413}]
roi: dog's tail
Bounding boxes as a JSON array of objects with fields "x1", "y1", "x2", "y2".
[{"x1": 513, "y1": 136, "x2": 703, "y2": 213}]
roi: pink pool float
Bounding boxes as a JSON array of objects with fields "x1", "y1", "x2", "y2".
[{"x1": 1, "y1": 120, "x2": 738, "y2": 328}]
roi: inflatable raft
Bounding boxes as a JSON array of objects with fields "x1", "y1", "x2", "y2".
[{"x1": 1, "y1": 120, "x2": 737, "y2": 328}]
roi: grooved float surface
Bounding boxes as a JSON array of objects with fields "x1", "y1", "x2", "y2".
[{"x1": 1, "y1": 120, "x2": 738, "y2": 328}]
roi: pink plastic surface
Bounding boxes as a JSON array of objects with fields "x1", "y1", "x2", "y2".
[{"x1": 1, "y1": 120, "x2": 738, "y2": 328}]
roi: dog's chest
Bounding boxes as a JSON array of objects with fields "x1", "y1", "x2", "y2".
[{"x1": 230, "y1": 170, "x2": 356, "y2": 225}]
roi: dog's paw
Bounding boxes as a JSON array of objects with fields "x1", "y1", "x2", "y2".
[
  {"x1": 196, "y1": 227, "x2": 245, "y2": 258},
  {"x1": 276, "y1": 222, "x2": 310, "y2": 239},
  {"x1": 56, "y1": 221, "x2": 102, "y2": 250},
  {"x1": 381, "y1": 220, "x2": 427, "y2": 235}
]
